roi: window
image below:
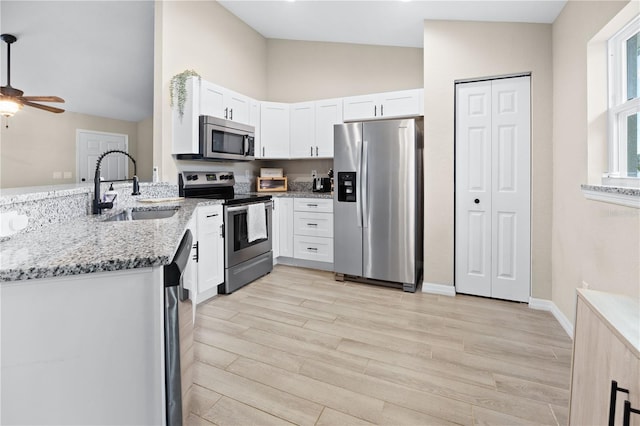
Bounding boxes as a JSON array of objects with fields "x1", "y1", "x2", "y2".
[{"x1": 608, "y1": 15, "x2": 640, "y2": 179}]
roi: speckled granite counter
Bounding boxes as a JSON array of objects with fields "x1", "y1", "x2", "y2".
[
  {"x1": 240, "y1": 191, "x2": 333, "y2": 199},
  {"x1": 0, "y1": 196, "x2": 222, "y2": 282}
]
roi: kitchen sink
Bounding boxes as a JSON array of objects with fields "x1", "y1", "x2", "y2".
[{"x1": 103, "y1": 207, "x2": 179, "y2": 222}]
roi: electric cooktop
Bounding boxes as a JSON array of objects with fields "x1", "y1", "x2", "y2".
[{"x1": 178, "y1": 171, "x2": 272, "y2": 205}]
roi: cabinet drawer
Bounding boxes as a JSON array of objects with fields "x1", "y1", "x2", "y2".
[
  {"x1": 294, "y1": 211, "x2": 333, "y2": 238},
  {"x1": 294, "y1": 198, "x2": 333, "y2": 213},
  {"x1": 293, "y1": 235, "x2": 333, "y2": 263}
]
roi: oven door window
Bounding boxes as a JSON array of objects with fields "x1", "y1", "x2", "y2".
[
  {"x1": 211, "y1": 130, "x2": 245, "y2": 156},
  {"x1": 233, "y1": 211, "x2": 268, "y2": 250}
]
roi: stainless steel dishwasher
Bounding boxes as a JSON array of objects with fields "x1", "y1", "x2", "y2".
[{"x1": 164, "y1": 229, "x2": 193, "y2": 426}]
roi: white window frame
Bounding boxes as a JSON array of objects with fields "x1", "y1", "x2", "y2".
[{"x1": 607, "y1": 14, "x2": 640, "y2": 180}]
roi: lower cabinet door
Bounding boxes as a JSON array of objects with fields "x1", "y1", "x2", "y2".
[
  {"x1": 293, "y1": 235, "x2": 333, "y2": 263},
  {"x1": 196, "y1": 205, "x2": 224, "y2": 301}
]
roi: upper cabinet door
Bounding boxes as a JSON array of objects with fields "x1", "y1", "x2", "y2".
[
  {"x1": 200, "y1": 80, "x2": 225, "y2": 118},
  {"x1": 379, "y1": 89, "x2": 423, "y2": 119},
  {"x1": 290, "y1": 102, "x2": 316, "y2": 158},
  {"x1": 226, "y1": 90, "x2": 251, "y2": 124},
  {"x1": 250, "y1": 99, "x2": 262, "y2": 158},
  {"x1": 315, "y1": 98, "x2": 342, "y2": 158},
  {"x1": 342, "y1": 94, "x2": 378, "y2": 122},
  {"x1": 260, "y1": 102, "x2": 290, "y2": 159},
  {"x1": 343, "y1": 89, "x2": 424, "y2": 122},
  {"x1": 200, "y1": 81, "x2": 252, "y2": 125}
]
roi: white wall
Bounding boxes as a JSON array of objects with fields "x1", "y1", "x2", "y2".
[
  {"x1": 154, "y1": 0, "x2": 268, "y2": 183},
  {"x1": 551, "y1": 0, "x2": 638, "y2": 323},
  {"x1": 0, "y1": 108, "x2": 150, "y2": 188},
  {"x1": 423, "y1": 20, "x2": 554, "y2": 298},
  {"x1": 266, "y1": 39, "x2": 423, "y2": 102}
]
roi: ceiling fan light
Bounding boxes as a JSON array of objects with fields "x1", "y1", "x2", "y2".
[{"x1": 0, "y1": 99, "x2": 21, "y2": 117}]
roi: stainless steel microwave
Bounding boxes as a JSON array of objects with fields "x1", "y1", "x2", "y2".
[{"x1": 177, "y1": 116, "x2": 255, "y2": 161}]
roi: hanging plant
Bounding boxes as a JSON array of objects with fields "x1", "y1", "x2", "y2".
[{"x1": 170, "y1": 69, "x2": 201, "y2": 121}]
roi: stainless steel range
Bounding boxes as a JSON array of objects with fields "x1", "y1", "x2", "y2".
[{"x1": 178, "y1": 171, "x2": 273, "y2": 294}]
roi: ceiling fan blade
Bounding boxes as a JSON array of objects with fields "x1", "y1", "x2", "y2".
[
  {"x1": 22, "y1": 100, "x2": 65, "y2": 114},
  {"x1": 20, "y1": 96, "x2": 65, "y2": 103}
]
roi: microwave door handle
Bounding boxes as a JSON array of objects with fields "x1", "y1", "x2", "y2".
[{"x1": 244, "y1": 135, "x2": 249, "y2": 155}]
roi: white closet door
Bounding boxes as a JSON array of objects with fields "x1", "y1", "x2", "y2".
[
  {"x1": 455, "y1": 81, "x2": 493, "y2": 297},
  {"x1": 490, "y1": 77, "x2": 531, "y2": 302},
  {"x1": 455, "y1": 76, "x2": 530, "y2": 302}
]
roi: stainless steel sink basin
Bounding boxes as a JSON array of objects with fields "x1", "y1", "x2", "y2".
[{"x1": 104, "y1": 208, "x2": 179, "y2": 222}]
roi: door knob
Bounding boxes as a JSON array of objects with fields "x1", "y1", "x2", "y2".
[{"x1": 474, "y1": 199, "x2": 480, "y2": 204}]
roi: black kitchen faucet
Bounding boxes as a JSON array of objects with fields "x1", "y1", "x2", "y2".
[{"x1": 92, "y1": 149, "x2": 141, "y2": 214}]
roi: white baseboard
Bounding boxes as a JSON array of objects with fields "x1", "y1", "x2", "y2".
[
  {"x1": 422, "y1": 282, "x2": 456, "y2": 297},
  {"x1": 529, "y1": 297, "x2": 574, "y2": 339}
]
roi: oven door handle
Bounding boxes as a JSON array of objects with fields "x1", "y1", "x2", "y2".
[{"x1": 226, "y1": 201, "x2": 273, "y2": 213}]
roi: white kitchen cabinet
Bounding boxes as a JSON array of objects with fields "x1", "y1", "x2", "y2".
[
  {"x1": 277, "y1": 198, "x2": 294, "y2": 258},
  {"x1": 195, "y1": 204, "x2": 224, "y2": 303},
  {"x1": 293, "y1": 211, "x2": 333, "y2": 238},
  {"x1": 272, "y1": 199, "x2": 280, "y2": 259},
  {"x1": 293, "y1": 197, "x2": 333, "y2": 213},
  {"x1": 172, "y1": 76, "x2": 200, "y2": 155},
  {"x1": 200, "y1": 80, "x2": 251, "y2": 124},
  {"x1": 315, "y1": 98, "x2": 342, "y2": 157},
  {"x1": 293, "y1": 235, "x2": 334, "y2": 263},
  {"x1": 343, "y1": 88, "x2": 423, "y2": 122},
  {"x1": 182, "y1": 215, "x2": 198, "y2": 298},
  {"x1": 290, "y1": 102, "x2": 316, "y2": 158},
  {"x1": 290, "y1": 99, "x2": 342, "y2": 159},
  {"x1": 250, "y1": 99, "x2": 261, "y2": 158},
  {"x1": 260, "y1": 102, "x2": 290, "y2": 159},
  {"x1": 293, "y1": 197, "x2": 333, "y2": 263},
  {"x1": 172, "y1": 77, "x2": 255, "y2": 155}
]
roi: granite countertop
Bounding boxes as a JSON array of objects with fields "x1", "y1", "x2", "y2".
[
  {"x1": 0, "y1": 198, "x2": 222, "y2": 282},
  {"x1": 242, "y1": 191, "x2": 334, "y2": 199}
]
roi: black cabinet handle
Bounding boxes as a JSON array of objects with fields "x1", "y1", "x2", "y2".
[
  {"x1": 310, "y1": 146, "x2": 313, "y2": 156},
  {"x1": 206, "y1": 213, "x2": 219, "y2": 218},
  {"x1": 307, "y1": 247, "x2": 318, "y2": 251},
  {"x1": 192, "y1": 242, "x2": 199, "y2": 262},
  {"x1": 624, "y1": 400, "x2": 640, "y2": 426},
  {"x1": 224, "y1": 107, "x2": 228, "y2": 119},
  {"x1": 610, "y1": 380, "x2": 630, "y2": 426},
  {"x1": 374, "y1": 105, "x2": 377, "y2": 116},
  {"x1": 230, "y1": 108, "x2": 233, "y2": 121},
  {"x1": 307, "y1": 223, "x2": 318, "y2": 227},
  {"x1": 381, "y1": 104, "x2": 384, "y2": 116},
  {"x1": 316, "y1": 146, "x2": 319, "y2": 156}
]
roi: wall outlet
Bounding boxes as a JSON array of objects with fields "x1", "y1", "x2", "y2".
[
  {"x1": 52, "y1": 171, "x2": 62, "y2": 179},
  {"x1": 311, "y1": 170, "x2": 317, "y2": 178}
]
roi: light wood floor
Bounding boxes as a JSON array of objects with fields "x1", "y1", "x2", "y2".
[{"x1": 188, "y1": 265, "x2": 572, "y2": 426}]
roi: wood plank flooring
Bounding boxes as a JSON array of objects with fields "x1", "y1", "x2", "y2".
[{"x1": 188, "y1": 265, "x2": 572, "y2": 426}]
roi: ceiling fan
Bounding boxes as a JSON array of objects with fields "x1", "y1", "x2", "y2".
[{"x1": 0, "y1": 33, "x2": 65, "y2": 117}]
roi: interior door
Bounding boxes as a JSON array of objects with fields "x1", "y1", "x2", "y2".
[
  {"x1": 76, "y1": 130, "x2": 128, "y2": 183},
  {"x1": 455, "y1": 76, "x2": 531, "y2": 302},
  {"x1": 455, "y1": 82, "x2": 493, "y2": 297}
]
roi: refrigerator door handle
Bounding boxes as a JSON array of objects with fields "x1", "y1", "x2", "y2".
[
  {"x1": 361, "y1": 140, "x2": 369, "y2": 229},
  {"x1": 356, "y1": 140, "x2": 363, "y2": 228}
]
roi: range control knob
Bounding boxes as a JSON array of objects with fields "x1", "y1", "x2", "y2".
[
  {"x1": 185, "y1": 175, "x2": 192, "y2": 181},
  {"x1": 192, "y1": 175, "x2": 198, "y2": 181}
]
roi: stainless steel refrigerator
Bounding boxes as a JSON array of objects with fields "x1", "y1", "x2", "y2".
[{"x1": 334, "y1": 117, "x2": 423, "y2": 292}]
